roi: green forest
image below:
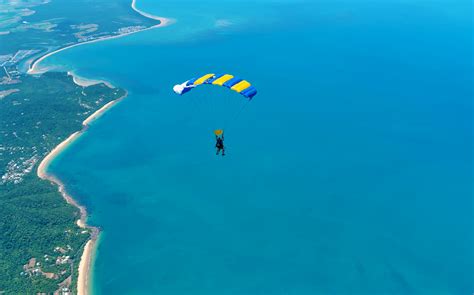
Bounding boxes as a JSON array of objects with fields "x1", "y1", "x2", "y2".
[{"x1": 0, "y1": 72, "x2": 125, "y2": 293}]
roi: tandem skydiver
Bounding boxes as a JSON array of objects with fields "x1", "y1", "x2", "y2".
[
  {"x1": 215, "y1": 131, "x2": 225, "y2": 156},
  {"x1": 172, "y1": 74, "x2": 258, "y2": 156}
]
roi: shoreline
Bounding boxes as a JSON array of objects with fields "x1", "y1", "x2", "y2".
[
  {"x1": 31, "y1": 1, "x2": 173, "y2": 294},
  {"x1": 28, "y1": 3, "x2": 174, "y2": 75},
  {"x1": 68, "y1": 71, "x2": 115, "y2": 88},
  {"x1": 37, "y1": 91, "x2": 127, "y2": 295}
]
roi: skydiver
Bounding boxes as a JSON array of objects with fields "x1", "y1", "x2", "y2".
[{"x1": 215, "y1": 132, "x2": 225, "y2": 156}]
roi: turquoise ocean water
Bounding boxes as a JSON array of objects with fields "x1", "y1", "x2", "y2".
[{"x1": 43, "y1": 0, "x2": 472, "y2": 293}]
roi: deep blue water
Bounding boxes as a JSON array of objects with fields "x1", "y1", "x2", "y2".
[{"x1": 44, "y1": 0, "x2": 473, "y2": 293}]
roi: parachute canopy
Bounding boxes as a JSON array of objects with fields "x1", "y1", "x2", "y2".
[
  {"x1": 214, "y1": 129, "x2": 223, "y2": 136},
  {"x1": 173, "y1": 73, "x2": 257, "y2": 99}
]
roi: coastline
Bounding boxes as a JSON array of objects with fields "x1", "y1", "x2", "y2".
[
  {"x1": 37, "y1": 91, "x2": 127, "y2": 295},
  {"x1": 30, "y1": 1, "x2": 173, "y2": 294},
  {"x1": 28, "y1": 3, "x2": 174, "y2": 75},
  {"x1": 68, "y1": 71, "x2": 115, "y2": 88}
]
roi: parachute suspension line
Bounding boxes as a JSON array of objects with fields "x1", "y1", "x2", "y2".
[
  {"x1": 172, "y1": 73, "x2": 257, "y2": 136},
  {"x1": 182, "y1": 94, "x2": 200, "y2": 125},
  {"x1": 224, "y1": 99, "x2": 250, "y2": 132},
  {"x1": 205, "y1": 91, "x2": 214, "y2": 120},
  {"x1": 212, "y1": 89, "x2": 218, "y2": 125},
  {"x1": 223, "y1": 88, "x2": 231, "y2": 128},
  {"x1": 220, "y1": 100, "x2": 248, "y2": 155}
]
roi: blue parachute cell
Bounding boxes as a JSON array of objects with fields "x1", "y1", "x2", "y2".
[
  {"x1": 223, "y1": 77, "x2": 243, "y2": 88},
  {"x1": 241, "y1": 86, "x2": 257, "y2": 99},
  {"x1": 173, "y1": 73, "x2": 257, "y2": 100}
]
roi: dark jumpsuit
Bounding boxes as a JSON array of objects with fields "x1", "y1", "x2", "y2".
[{"x1": 215, "y1": 136, "x2": 225, "y2": 156}]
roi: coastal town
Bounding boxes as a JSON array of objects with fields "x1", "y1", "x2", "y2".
[
  {"x1": 0, "y1": 26, "x2": 154, "y2": 86},
  {"x1": 2, "y1": 0, "x2": 471, "y2": 293},
  {"x1": 0, "y1": 0, "x2": 163, "y2": 85},
  {"x1": 21, "y1": 236, "x2": 88, "y2": 294},
  {"x1": 0, "y1": 0, "x2": 169, "y2": 292},
  {"x1": 0, "y1": 73, "x2": 124, "y2": 185},
  {"x1": 0, "y1": 50, "x2": 38, "y2": 82},
  {"x1": 0, "y1": 70, "x2": 125, "y2": 293}
]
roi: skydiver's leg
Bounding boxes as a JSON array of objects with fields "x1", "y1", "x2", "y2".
[{"x1": 222, "y1": 147, "x2": 225, "y2": 156}]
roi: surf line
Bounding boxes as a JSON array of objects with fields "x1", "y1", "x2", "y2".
[
  {"x1": 37, "y1": 90, "x2": 127, "y2": 295},
  {"x1": 28, "y1": 1, "x2": 174, "y2": 74},
  {"x1": 32, "y1": 1, "x2": 174, "y2": 294}
]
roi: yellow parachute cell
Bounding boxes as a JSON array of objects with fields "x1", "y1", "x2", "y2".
[
  {"x1": 174, "y1": 73, "x2": 257, "y2": 99},
  {"x1": 194, "y1": 73, "x2": 215, "y2": 85},
  {"x1": 231, "y1": 80, "x2": 251, "y2": 93},
  {"x1": 212, "y1": 74, "x2": 234, "y2": 86}
]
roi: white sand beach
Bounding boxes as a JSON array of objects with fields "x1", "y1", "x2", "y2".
[{"x1": 31, "y1": 1, "x2": 174, "y2": 293}]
